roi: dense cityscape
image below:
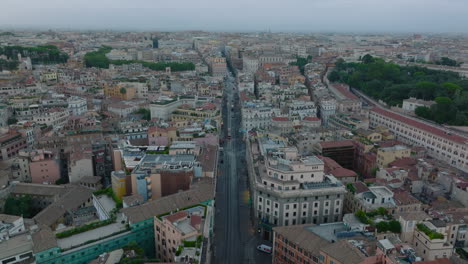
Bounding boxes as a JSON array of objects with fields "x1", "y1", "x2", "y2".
[{"x1": 0, "y1": 28, "x2": 468, "y2": 264}]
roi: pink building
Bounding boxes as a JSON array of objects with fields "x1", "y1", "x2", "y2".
[{"x1": 29, "y1": 150, "x2": 61, "y2": 184}]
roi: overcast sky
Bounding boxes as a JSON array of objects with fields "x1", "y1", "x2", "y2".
[{"x1": 1, "y1": 0, "x2": 468, "y2": 33}]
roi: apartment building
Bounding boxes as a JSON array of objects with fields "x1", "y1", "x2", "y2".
[
  {"x1": 154, "y1": 207, "x2": 204, "y2": 263},
  {"x1": 318, "y1": 98, "x2": 336, "y2": 126},
  {"x1": 28, "y1": 150, "x2": 61, "y2": 184},
  {"x1": 111, "y1": 170, "x2": 127, "y2": 200},
  {"x1": 242, "y1": 55, "x2": 259, "y2": 74},
  {"x1": 208, "y1": 57, "x2": 227, "y2": 77},
  {"x1": 413, "y1": 221, "x2": 453, "y2": 261},
  {"x1": 315, "y1": 140, "x2": 355, "y2": 170},
  {"x1": 369, "y1": 107, "x2": 468, "y2": 172},
  {"x1": 0, "y1": 131, "x2": 27, "y2": 161},
  {"x1": 130, "y1": 154, "x2": 199, "y2": 200},
  {"x1": 376, "y1": 145, "x2": 411, "y2": 168},
  {"x1": 67, "y1": 96, "x2": 87, "y2": 116},
  {"x1": 287, "y1": 100, "x2": 317, "y2": 120},
  {"x1": 346, "y1": 185, "x2": 396, "y2": 213},
  {"x1": 250, "y1": 140, "x2": 346, "y2": 240},
  {"x1": 272, "y1": 223, "x2": 380, "y2": 264},
  {"x1": 32, "y1": 107, "x2": 70, "y2": 127},
  {"x1": 241, "y1": 103, "x2": 280, "y2": 131},
  {"x1": 402, "y1": 97, "x2": 436, "y2": 112}
]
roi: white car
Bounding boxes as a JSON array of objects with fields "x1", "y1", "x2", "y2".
[{"x1": 256, "y1": 244, "x2": 272, "y2": 254}]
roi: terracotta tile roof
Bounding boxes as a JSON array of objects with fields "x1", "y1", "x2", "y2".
[
  {"x1": 413, "y1": 258, "x2": 452, "y2": 264},
  {"x1": 303, "y1": 116, "x2": 320, "y2": 121},
  {"x1": 272, "y1": 116, "x2": 289, "y2": 122},
  {"x1": 190, "y1": 215, "x2": 202, "y2": 228},
  {"x1": 330, "y1": 167, "x2": 358, "y2": 178},
  {"x1": 388, "y1": 157, "x2": 417, "y2": 168},
  {"x1": 353, "y1": 181, "x2": 369, "y2": 194},
  {"x1": 122, "y1": 178, "x2": 214, "y2": 223},
  {"x1": 371, "y1": 107, "x2": 468, "y2": 144},
  {"x1": 272, "y1": 225, "x2": 330, "y2": 256},
  {"x1": 319, "y1": 140, "x2": 355, "y2": 149},
  {"x1": 393, "y1": 191, "x2": 420, "y2": 206},
  {"x1": 165, "y1": 211, "x2": 188, "y2": 223},
  {"x1": 320, "y1": 240, "x2": 366, "y2": 264},
  {"x1": 332, "y1": 83, "x2": 359, "y2": 100}
]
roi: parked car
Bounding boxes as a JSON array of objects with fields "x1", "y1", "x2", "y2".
[{"x1": 256, "y1": 244, "x2": 272, "y2": 254}]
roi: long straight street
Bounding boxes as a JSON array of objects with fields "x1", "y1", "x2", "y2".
[{"x1": 213, "y1": 71, "x2": 271, "y2": 264}]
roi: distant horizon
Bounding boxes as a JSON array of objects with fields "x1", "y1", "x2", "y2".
[
  {"x1": 1, "y1": 25, "x2": 468, "y2": 36},
  {"x1": 2, "y1": 0, "x2": 468, "y2": 34}
]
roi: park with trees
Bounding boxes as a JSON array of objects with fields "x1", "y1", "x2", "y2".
[
  {"x1": 329, "y1": 55, "x2": 468, "y2": 125},
  {"x1": 84, "y1": 46, "x2": 195, "y2": 72},
  {"x1": 0, "y1": 45, "x2": 69, "y2": 64}
]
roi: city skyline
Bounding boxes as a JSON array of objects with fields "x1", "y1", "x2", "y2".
[{"x1": 1, "y1": 0, "x2": 468, "y2": 33}]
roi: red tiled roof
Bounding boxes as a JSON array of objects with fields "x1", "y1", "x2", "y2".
[
  {"x1": 317, "y1": 155, "x2": 341, "y2": 172},
  {"x1": 330, "y1": 167, "x2": 357, "y2": 178},
  {"x1": 190, "y1": 215, "x2": 202, "y2": 228},
  {"x1": 413, "y1": 258, "x2": 452, "y2": 264},
  {"x1": 272, "y1": 117, "x2": 289, "y2": 122},
  {"x1": 165, "y1": 211, "x2": 188, "y2": 223},
  {"x1": 388, "y1": 157, "x2": 417, "y2": 168},
  {"x1": 371, "y1": 107, "x2": 468, "y2": 144},
  {"x1": 353, "y1": 182, "x2": 369, "y2": 194},
  {"x1": 332, "y1": 83, "x2": 359, "y2": 100},
  {"x1": 303, "y1": 116, "x2": 320, "y2": 121},
  {"x1": 319, "y1": 140, "x2": 354, "y2": 149},
  {"x1": 393, "y1": 191, "x2": 419, "y2": 206}
]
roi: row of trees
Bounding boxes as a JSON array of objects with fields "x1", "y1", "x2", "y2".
[
  {"x1": 111, "y1": 59, "x2": 195, "y2": 72},
  {"x1": 83, "y1": 46, "x2": 195, "y2": 72},
  {"x1": 0, "y1": 45, "x2": 69, "y2": 64},
  {"x1": 329, "y1": 55, "x2": 468, "y2": 125}
]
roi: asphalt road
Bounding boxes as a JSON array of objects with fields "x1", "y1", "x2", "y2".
[{"x1": 213, "y1": 72, "x2": 272, "y2": 264}]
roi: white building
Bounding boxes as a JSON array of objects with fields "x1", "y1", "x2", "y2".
[
  {"x1": 249, "y1": 141, "x2": 346, "y2": 239},
  {"x1": 241, "y1": 102, "x2": 280, "y2": 131},
  {"x1": 67, "y1": 96, "x2": 88, "y2": 116},
  {"x1": 32, "y1": 107, "x2": 69, "y2": 127},
  {"x1": 319, "y1": 98, "x2": 337, "y2": 126},
  {"x1": 288, "y1": 100, "x2": 317, "y2": 120},
  {"x1": 402, "y1": 97, "x2": 436, "y2": 112},
  {"x1": 370, "y1": 107, "x2": 468, "y2": 172},
  {"x1": 242, "y1": 55, "x2": 259, "y2": 75}
]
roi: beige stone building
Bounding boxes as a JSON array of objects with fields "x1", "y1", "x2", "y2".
[{"x1": 376, "y1": 145, "x2": 410, "y2": 168}]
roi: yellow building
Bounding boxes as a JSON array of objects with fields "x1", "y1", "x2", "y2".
[
  {"x1": 170, "y1": 104, "x2": 221, "y2": 124},
  {"x1": 104, "y1": 84, "x2": 136, "y2": 100},
  {"x1": 40, "y1": 72, "x2": 58, "y2": 82},
  {"x1": 111, "y1": 170, "x2": 127, "y2": 199},
  {"x1": 355, "y1": 128, "x2": 382, "y2": 142},
  {"x1": 376, "y1": 145, "x2": 410, "y2": 167}
]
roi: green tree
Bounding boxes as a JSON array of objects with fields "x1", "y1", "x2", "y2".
[
  {"x1": 7, "y1": 117, "x2": 18, "y2": 125},
  {"x1": 120, "y1": 87, "x2": 127, "y2": 94},
  {"x1": 135, "y1": 108, "x2": 151, "y2": 121},
  {"x1": 442, "y1": 82, "x2": 462, "y2": 98},
  {"x1": 376, "y1": 221, "x2": 390, "y2": 233},
  {"x1": 4, "y1": 195, "x2": 38, "y2": 218},
  {"x1": 388, "y1": 220, "x2": 402, "y2": 233},
  {"x1": 328, "y1": 71, "x2": 340, "y2": 82},
  {"x1": 361, "y1": 54, "x2": 375, "y2": 64},
  {"x1": 415, "y1": 106, "x2": 432, "y2": 119}
]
